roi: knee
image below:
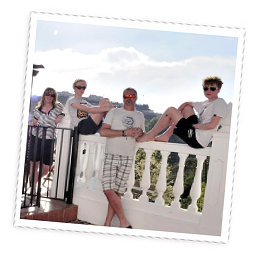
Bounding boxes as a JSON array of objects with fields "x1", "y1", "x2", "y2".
[
  {"x1": 99, "y1": 98, "x2": 111, "y2": 107},
  {"x1": 166, "y1": 106, "x2": 177, "y2": 114},
  {"x1": 104, "y1": 189, "x2": 114, "y2": 197}
]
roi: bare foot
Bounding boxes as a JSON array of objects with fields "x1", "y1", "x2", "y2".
[
  {"x1": 154, "y1": 124, "x2": 175, "y2": 142},
  {"x1": 136, "y1": 133, "x2": 155, "y2": 142}
]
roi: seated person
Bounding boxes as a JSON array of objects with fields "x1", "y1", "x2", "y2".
[
  {"x1": 137, "y1": 76, "x2": 227, "y2": 148},
  {"x1": 65, "y1": 79, "x2": 115, "y2": 134}
]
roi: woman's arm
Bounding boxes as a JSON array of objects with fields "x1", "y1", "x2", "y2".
[{"x1": 193, "y1": 116, "x2": 221, "y2": 130}]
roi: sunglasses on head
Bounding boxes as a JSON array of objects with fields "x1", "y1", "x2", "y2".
[
  {"x1": 45, "y1": 93, "x2": 55, "y2": 97},
  {"x1": 203, "y1": 86, "x2": 217, "y2": 92},
  {"x1": 123, "y1": 94, "x2": 136, "y2": 99},
  {"x1": 75, "y1": 86, "x2": 86, "y2": 90}
]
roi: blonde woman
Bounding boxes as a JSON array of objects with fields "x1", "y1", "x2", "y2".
[{"x1": 66, "y1": 79, "x2": 114, "y2": 134}]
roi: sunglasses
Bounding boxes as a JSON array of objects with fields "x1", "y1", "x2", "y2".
[
  {"x1": 75, "y1": 86, "x2": 86, "y2": 90},
  {"x1": 203, "y1": 86, "x2": 217, "y2": 92},
  {"x1": 45, "y1": 93, "x2": 55, "y2": 97},
  {"x1": 123, "y1": 94, "x2": 136, "y2": 99}
]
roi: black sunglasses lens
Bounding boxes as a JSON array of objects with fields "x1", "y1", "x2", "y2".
[
  {"x1": 203, "y1": 87, "x2": 217, "y2": 92},
  {"x1": 76, "y1": 86, "x2": 86, "y2": 90}
]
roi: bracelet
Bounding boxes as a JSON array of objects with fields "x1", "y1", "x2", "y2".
[{"x1": 122, "y1": 130, "x2": 126, "y2": 137}]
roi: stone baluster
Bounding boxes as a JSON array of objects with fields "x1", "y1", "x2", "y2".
[
  {"x1": 77, "y1": 142, "x2": 90, "y2": 184},
  {"x1": 96, "y1": 143, "x2": 106, "y2": 182},
  {"x1": 155, "y1": 150, "x2": 169, "y2": 206},
  {"x1": 188, "y1": 155, "x2": 206, "y2": 213},
  {"x1": 139, "y1": 149, "x2": 153, "y2": 203},
  {"x1": 171, "y1": 153, "x2": 188, "y2": 209},
  {"x1": 124, "y1": 147, "x2": 138, "y2": 199},
  {"x1": 85, "y1": 142, "x2": 96, "y2": 186}
]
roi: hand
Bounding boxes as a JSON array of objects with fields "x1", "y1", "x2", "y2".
[
  {"x1": 125, "y1": 127, "x2": 143, "y2": 138},
  {"x1": 31, "y1": 119, "x2": 38, "y2": 126},
  {"x1": 55, "y1": 115, "x2": 64, "y2": 124}
]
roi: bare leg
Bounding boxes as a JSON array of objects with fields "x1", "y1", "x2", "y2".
[
  {"x1": 29, "y1": 162, "x2": 50, "y2": 193},
  {"x1": 91, "y1": 98, "x2": 112, "y2": 125},
  {"x1": 154, "y1": 105, "x2": 196, "y2": 142},
  {"x1": 154, "y1": 122, "x2": 176, "y2": 142},
  {"x1": 181, "y1": 105, "x2": 195, "y2": 119},
  {"x1": 137, "y1": 107, "x2": 183, "y2": 142},
  {"x1": 104, "y1": 192, "x2": 121, "y2": 226},
  {"x1": 104, "y1": 203, "x2": 116, "y2": 226},
  {"x1": 104, "y1": 190, "x2": 130, "y2": 228},
  {"x1": 29, "y1": 161, "x2": 39, "y2": 193}
]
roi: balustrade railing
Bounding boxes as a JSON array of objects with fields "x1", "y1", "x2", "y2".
[{"x1": 75, "y1": 135, "x2": 211, "y2": 214}]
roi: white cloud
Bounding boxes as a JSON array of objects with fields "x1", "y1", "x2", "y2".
[{"x1": 33, "y1": 47, "x2": 236, "y2": 113}]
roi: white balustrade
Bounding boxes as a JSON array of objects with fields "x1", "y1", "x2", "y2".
[
  {"x1": 155, "y1": 150, "x2": 169, "y2": 206},
  {"x1": 171, "y1": 153, "x2": 188, "y2": 209},
  {"x1": 56, "y1": 103, "x2": 232, "y2": 235},
  {"x1": 124, "y1": 147, "x2": 138, "y2": 200},
  {"x1": 138, "y1": 149, "x2": 154, "y2": 203},
  {"x1": 188, "y1": 155, "x2": 206, "y2": 213}
]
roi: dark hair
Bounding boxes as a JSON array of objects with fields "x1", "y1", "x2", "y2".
[
  {"x1": 73, "y1": 79, "x2": 87, "y2": 89},
  {"x1": 123, "y1": 87, "x2": 137, "y2": 98},
  {"x1": 202, "y1": 76, "x2": 223, "y2": 89},
  {"x1": 36, "y1": 87, "x2": 58, "y2": 109}
]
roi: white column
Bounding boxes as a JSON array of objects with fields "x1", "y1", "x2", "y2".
[
  {"x1": 139, "y1": 149, "x2": 153, "y2": 203},
  {"x1": 199, "y1": 131, "x2": 230, "y2": 235},
  {"x1": 155, "y1": 150, "x2": 169, "y2": 206},
  {"x1": 188, "y1": 155, "x2": 206, "y2": 213},
  {"x1": 124, "y1": 148, "x2": 138, "y2": 199},
  {"x1": 51, "y1": 116, "x2": 73, "y2": 198},
  {"x1": 171, "y1": 153, "x2": 188, "y2": 209}
]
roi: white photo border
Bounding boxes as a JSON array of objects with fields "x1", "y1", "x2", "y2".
[{"x1": 14, "y1": 11, "x2": 246, "y2": 244}]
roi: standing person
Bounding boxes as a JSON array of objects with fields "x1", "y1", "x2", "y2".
[
  {"x1": 29, "y1": 87, "x2": 64, "y2": 192},
  {"x1": 100, "y1": 88, "x2": 145, "y2": 228},
  {"x1": 65, "y1": 79, "x2": 115, "y2": 134},
  {"x1": 137, "y1": 76, "x2": 227, "y2": 148}
]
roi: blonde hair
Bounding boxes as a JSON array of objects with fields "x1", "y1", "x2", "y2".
[{"x1": 73, "y1": 79, "x2": 87, "y2": 89}]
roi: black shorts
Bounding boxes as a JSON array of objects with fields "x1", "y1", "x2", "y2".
[
  {"x1": 78, "y1": 116, "x2": 102, "y2": 135},
  {"x1": 173, "y1": 115, "x2": 203, "y2": 149},
  {"x1": 29, "y1": 135, "x2": 55, "y2": 165}
]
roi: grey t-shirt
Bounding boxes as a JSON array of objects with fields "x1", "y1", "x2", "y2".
[
  {"x1": 103, "y1": 107, "x2": 145, "y2": 157},
  {"x1": 192, "y1": 98, "x2": 227, "y2": 147},
  {"x1": 66, "y1": 96, "x2": 92, "y2": 128}
]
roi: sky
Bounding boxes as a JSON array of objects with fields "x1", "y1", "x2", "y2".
[{"x1": 32, "y1": 19, "x2": 238, "y2": 113}]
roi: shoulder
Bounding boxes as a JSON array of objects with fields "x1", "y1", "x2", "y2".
[
  {"x1": 69, "y1": 97, "x2": 79, "y2": 104},
  {"x1": 135, "y1": 110, "x2": 144, "y2": 118},
  {"x1": 56, "y1": 102, "x2": 64, "y2": 108},
  {"x1": 215, "y1": 98, "x2": 227, "y2": 107}
]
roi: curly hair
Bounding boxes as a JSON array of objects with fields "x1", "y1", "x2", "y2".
[{"x1": 202, "y1": 76, "x2": 223, "y2": 89}]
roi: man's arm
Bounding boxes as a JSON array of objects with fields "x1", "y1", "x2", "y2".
[
  {"x1": 100, "y1": 123, "x2": 140, "y2": 138},
  {"x1": 193, "y1": 116, "x2": 221, "y2": 130}
]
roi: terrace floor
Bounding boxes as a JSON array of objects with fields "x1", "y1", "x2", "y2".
[{"x1": 20, "y1": 197, "x2": 90, "y2": 225}]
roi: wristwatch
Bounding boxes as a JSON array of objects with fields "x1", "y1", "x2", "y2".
[{"x1": 122, "y1": 130, "x2": 127, "y2": 137}]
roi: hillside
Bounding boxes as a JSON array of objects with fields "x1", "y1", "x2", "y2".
[{"x1": 29, "y1": 91, "x2": 184, "y2": 144}]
